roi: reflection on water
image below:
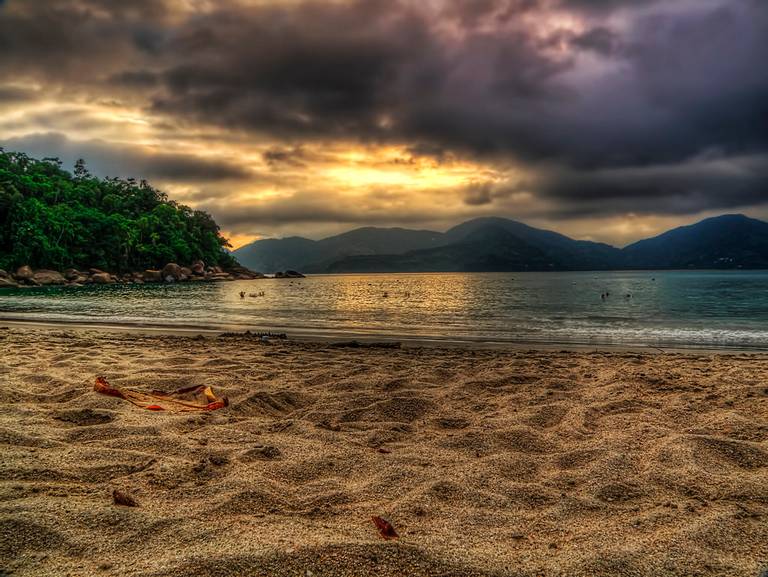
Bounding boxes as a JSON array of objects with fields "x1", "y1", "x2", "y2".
[{"x1": 2, "y1": 271, "x2": 768, "y2": 349}]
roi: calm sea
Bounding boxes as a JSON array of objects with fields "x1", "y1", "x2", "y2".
[{"x1": 2, "y1": 271, "x2": 768, "y2": 349}]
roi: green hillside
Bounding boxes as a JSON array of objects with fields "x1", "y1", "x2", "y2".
[{"x1": 0, "y1": 149, "x2": 235, "y2": 272}]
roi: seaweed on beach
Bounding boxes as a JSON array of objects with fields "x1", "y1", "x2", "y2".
[{"x1": 218, "y1": 330, "x2": 287, "y2": 340}]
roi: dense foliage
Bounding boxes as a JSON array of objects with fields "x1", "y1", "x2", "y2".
[{"x1": 0, "y1": 149, "x2": 236, "y2": 272}]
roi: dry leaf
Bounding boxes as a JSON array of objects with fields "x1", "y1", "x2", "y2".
[
  {"x1": 113, "y1": 489, "x2": 139, "y2": 507},
  {"x1": 94, "y1": 376, "x2": 228, "y2": 412},
  {"x1": 372, "y1": 516, "x2": 398, "y2": 539}
]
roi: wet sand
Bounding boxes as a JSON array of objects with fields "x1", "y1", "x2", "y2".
[{"x1": 1, "y1": 327, "x2": 767, "y2": 576}]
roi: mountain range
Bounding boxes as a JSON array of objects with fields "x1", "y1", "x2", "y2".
[{"x1": 233, "y1": 214, "x2": 768, "y2": 273}]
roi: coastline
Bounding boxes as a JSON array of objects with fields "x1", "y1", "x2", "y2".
[
  {"x1": 2, "y1": 317, "x2": 768, "y2": 355},
  {"x1": 1, "y1": 327, "x2": 766, "y2": 576}
]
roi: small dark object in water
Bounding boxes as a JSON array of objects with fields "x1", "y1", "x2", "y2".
[
  {"x1": 329, "y1": 340, "x2": 401, "y2": 349},
  {"x1": 113, "y1": 489, "x2": 139, "y2": 507},
  {"x1": 372, "y1": 516, "x2": 398, "y2": 540}
]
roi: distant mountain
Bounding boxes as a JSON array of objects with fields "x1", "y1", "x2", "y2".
[
  {"x1": 232, "y1": 227, "x2": 443, "y2": 273},
  {"x1": 325, "y1": 219, "x2": 622, "y2": 272},
  {"x1": 622, "y1": 214, "x2": 768, "y2": 269},
  {"x1": 233, "y1": 213, "x2": 768, "y2": 273},
  {"x1": 326, "y1": 225, "x2": 551, "y2": 272}
]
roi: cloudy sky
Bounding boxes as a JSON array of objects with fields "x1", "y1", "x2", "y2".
[{"x1": 1, "y1": 0, "x2": 766, "y2": 247}]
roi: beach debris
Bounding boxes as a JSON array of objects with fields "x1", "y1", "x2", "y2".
[
  {"x1": 94, "y1": 376, "x2": 229, "y2": 412},
  {"x1": 371, "y1": 516, "x2": 399, "y2": 540},
  {"x1": 219, "y1": 330, "x2": 287, "y2": 340},
  {"x1": 113, "y1": 489, "x2": 139, "y2": 507}
]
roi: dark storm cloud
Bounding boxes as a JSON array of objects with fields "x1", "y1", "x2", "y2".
[
  {"x1": 144, "y1": 0, "x2": 767, "y2": 170},
  {"x1": 5, "y1": 132, "x2": 252, "y2": 182},
  {"x1": 535, "y1": 154, "x2": 768, "y2": 217},
  {"x1": 0, "y1": 0, "x2": 766, "y2": 221},
  {"x1": 571, "y1": 26, "x2": 619, "y2": 55},
  {"x1": 151, "y1": 1, "x2": 432, "y2": 138},
  {"x1": 0, "y1": 1, "x2": 171, "y2": 83},
  {"x1": 0, "y1": 85, "x2": 39, "y2": 104},
  {"x1": 262, "y1": 146, "x2": 308, "y2": 169}
]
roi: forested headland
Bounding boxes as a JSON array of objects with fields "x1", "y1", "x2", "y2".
[{"x1": 0, "y1": 148, "x2": 236, "y2": 273}]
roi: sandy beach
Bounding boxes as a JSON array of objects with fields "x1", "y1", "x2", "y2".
[{"x1": 1, "y1": 326, "x2": 767, "y2": 576}]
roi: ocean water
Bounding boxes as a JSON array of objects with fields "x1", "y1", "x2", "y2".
[{"x1": 2, "y1": 271, "x2": 768, "y2": 349}]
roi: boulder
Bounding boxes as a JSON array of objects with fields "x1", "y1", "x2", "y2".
[
  {"x1": 0, "y1": 269, "x2": 8, "y2": 278},
  {"x1": 161, "y1": 263, "x2": 182, "y2": 281},
  {"x1": 144, "y1": 270, "x2": 162, "y2": 282},
  {"x1": 284, "y1": 270, "x2": 306, "y2": 278},
  {"x1": 180, "y1": 267, "x2": 192, "y2": 278},
  {"x1": 74, "y1": 275, "x2": 89, "y2": 284},
  {"x1": 63, "y1": 268, "x2": 81, "y2": 281},
  {"x1": 89, "y1": 268, "x2": 106, "y2": 275},
  {"x1": 191, "y1": 260, "x2": 205, "y2": 275},
  {"x1": 209, "y1": 272, "x2": 232, "y2": 281},
  {"x1": 91, "y1": 272, "x2": 114, "y2": 284},
  {"x1": 14, "y1": 265, "x2": 33, "y2": 281},
  {"x1": 213, "y1": 266, "x2": 223, "y2": 274},
  {"x1": 32, "y1": 269, "x2": 66, "y2": 285},
  {"x1": 0, "y1": 277, "x2": 18, "y2": 288}
]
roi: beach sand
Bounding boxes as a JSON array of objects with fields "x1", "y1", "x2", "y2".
[{"x1": 1, "y1": 327, "x2": 767, "y2": 576}]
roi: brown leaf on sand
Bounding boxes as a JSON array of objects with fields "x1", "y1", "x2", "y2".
[
  {"x1": 94, "y1": 376, "x2": 228, "y2": 412},
  {"x1": 372, "y1": 516, "x2": 398, "y2": 540},
  {"x1": 113, "y1": 489, "x2": 139, "y2": 507}
]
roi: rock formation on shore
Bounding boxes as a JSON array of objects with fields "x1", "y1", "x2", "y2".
[{"x1": 0, "y1": 261, "x2": 273, "y2": 288}]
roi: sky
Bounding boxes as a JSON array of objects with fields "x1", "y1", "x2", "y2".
[{"x1": 0, "y1": 0, "x2": 766, "y2": 248}]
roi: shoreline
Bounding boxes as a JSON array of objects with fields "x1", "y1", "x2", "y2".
[{"x1": 2, "y1": 316, "x2": 767, "y2": 355}]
